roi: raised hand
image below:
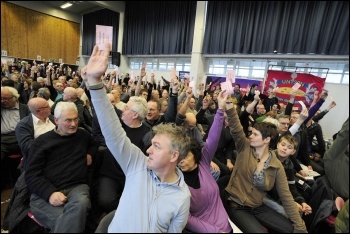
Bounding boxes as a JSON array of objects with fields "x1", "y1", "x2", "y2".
[
  {"x1": 185, "y1": 87, "x2": 193, "y2": 99},
  {"x1": 171, "y1": 77, "x2": 179, "y2": 94},
  {"x1": 197, "y1": 83, "x2": 204, "y2": 96},
  {"x1": 140, "y1": 61, "x2": 146, "y2": 77},
  {"x1": 202, "y1": 97, "x2": 209, "y2": 110},
  {"x1": 254, "y1": 92, "x2": 260, "y2": 102},
  {"x1": 83, "y1": 42, "x2": 111, "y2": 86},
  {"x1": 328, "y1": 100, "x2": 336, "y2": 109},
  {"x1": 298, "y1": 107, "x2": 309, "y2": 122},
  {"x1": 289, "y1": 89, "x2": 297, "y2": 98},
  {"x1": 217, "y1": 90, "x2": 228, "y2": 110},
  {"x1": 320, "y1": 90, "x2": 328, "y2": 100}
]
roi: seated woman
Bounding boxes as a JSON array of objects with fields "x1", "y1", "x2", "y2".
[
  {"x1": 224, "y1": 92, "x2": 307, "y2": 233},
  {"x1": 178, "y1": 90, "x2": 231, "y2": 233}
]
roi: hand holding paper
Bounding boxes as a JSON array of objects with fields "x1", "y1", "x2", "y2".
[
  {"x1": 292, "y1": 82, "x2": 301, "y2": 90},
  {"x1": 226, "y1": 70, "x2": 236, "y2": 84},
  {"x1": 96, "y1": 25, "x2": 113, "y2": 51},
  {"x1": 298, "y1": 101, "x2": 307, "y2": 110},
  {"x1": 222, "y1": 71, "x2": 234, "y2": 95}
]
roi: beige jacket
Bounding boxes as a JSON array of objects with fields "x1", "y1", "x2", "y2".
[{"x1": 225, "y1": 107, "x2": 307, "y2": 233}]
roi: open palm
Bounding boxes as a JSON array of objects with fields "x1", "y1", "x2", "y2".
[{"x1": 85, "y1": 43, "x2": 111, "y2": 85}]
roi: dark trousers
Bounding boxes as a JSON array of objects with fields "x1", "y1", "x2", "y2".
[
  {"x1": 1, "y1": 133, "x2": 21, "y2": 190},
  {"x1": 225, "y1": 193, "x2": 294, "y2": 233},
  {"x1": 95, "y1": 210, "x2": 116, "y2": 233}
]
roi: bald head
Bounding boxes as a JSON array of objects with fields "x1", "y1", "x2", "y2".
[
  {"x1": 185, "y1": 112, "x2": 197, "y2": 126},
  {"x1": 107, "y1": 93, "x2": 116, "y2": 105},
  {"x1": 76, "y1": 88, "x2": 85, "y2": 97},
  {"x1": 63, "y1": 87, "x2": 78, "y2": 101},
  {"x1": 27, "y1": 97, "x2": 51, "y2": 119},
  {"x1": 28, "y1": 97, "x2": 49, "y2": 113}
]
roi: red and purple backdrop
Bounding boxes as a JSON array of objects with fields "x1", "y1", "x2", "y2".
[
  {"x1": 206, "y1": 75, "x2": 262, "y2": 96},
  {"x1": 264, "y1": 70, "x2": 326, "y2": 107}
]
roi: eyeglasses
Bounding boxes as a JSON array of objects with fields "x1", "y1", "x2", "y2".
[
  {"x1": 38, "y1": 106, "x2": 50, "y2": 110},
  {"x1": 62, "y1": 118, "x2": 79, "y2": 124},
  {"x1": 1, "y1": 96, "x2": 14, "y2": 101}
]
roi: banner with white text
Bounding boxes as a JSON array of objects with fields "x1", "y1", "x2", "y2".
[{"x1": 264, "y1": 70, "x2": 326, "y2": 107}]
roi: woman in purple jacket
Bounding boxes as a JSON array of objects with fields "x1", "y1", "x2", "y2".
[{"x1": 178, "y1": 90, "x2": 232, "y2": 233}]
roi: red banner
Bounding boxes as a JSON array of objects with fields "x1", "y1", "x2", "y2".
[{"x1": 264, "y1": 70, "x2": 326, "y2": 107}]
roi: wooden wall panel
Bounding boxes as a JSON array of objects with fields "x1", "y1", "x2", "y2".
[{"x1": 1, "y1": 2, "x2": 80, "y2": 64}]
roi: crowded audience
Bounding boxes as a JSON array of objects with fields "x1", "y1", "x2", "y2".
[{"x1": 1, "y1": 44, "x2": 346, "y2": 234}]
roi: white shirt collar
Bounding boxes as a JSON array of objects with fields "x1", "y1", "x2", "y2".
[{"x1": 32, "y1": 113, "x2": 50, "y2": 124}]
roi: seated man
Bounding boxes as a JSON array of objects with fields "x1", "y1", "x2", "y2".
[
  {"x1": 37, "y1": 87, "x2": 54, "y2": 107},
  {"x1": 83, "y1": 43, "x2": 191, "y2": 233},
  {"x1": 1, "y1": 86, "x2": 30, "y2": 190},
  {"x1": 94, "y1": 94, "x2": 150, "y2": 214},
  {"x1": 25, "y1": 102, "x2": 98, "y2": 232},
  {"x1": 51, "y1": 87, "x2": 92, "y2": 133},
  {"x1": 15, "y1": 97, "x2": 55, "y2": 171}
]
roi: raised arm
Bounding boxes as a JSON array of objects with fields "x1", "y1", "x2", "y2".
[
  {"x1": 135, "y1": 62, "x2": 147, "y2": 96},
  {"x1": 201, "y1": 90, "x2": 226, "y2": 165},
  {"x1": 175, "y1": 87, "x2": 192, "y2": 125},
  {"x1": 302, "y1": 90, "x2": 327, "y2": 124},
  {"x1": 83, "y1": 43, "x2": 146, "y2": 174},
  {"x1": 163, "y1": 77, "x2": 178, "y2": 123}
]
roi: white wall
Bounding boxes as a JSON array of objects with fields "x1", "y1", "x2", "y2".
[{"x1": 318, "y1": 83, "x2": 349, "y2": 140}]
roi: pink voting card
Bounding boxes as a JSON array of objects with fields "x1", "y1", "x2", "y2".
[
  {"x1": 226, "y1": 70, "x2": 236, "y2": 83},
  {"x1": 96, "y1": 25, "x2": 113, "y2": 51},
  {"x1": 292, "y1": 82, "x2": 301, "y2": 90},
  {"x1": 221, "y1": 82, "x2": 233, "y2": 95}
]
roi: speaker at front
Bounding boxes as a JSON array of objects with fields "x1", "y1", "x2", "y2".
[{"x1": 111, "y1": 52, "x2": 121, "y2": 66}]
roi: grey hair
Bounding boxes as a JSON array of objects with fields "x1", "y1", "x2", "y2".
[
  {"x1": 37, "y1": 87, "x2": 51, "y2": 100},
  {"x1": 54, "y1": 102, "x2": 77, "y2": 119},
  {"x1": 1, "y1": 86, "x2": 20, "y2": 98},
  {"x1": 152, "y1": 123, "x2": 191, "y2": 162},
  {"x1": 129, "y1": 96, "x2": 148, "y2": 120}
]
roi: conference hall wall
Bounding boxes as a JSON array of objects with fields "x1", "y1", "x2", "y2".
[{"x1": 1, "y1": 1, "x2": 80, "y2": 65}]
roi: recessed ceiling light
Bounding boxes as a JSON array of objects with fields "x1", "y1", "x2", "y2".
[{"x1": 60, "y1": 2, "x2": 73, "y2": 9}]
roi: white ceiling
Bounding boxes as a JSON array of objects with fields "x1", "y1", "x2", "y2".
[{"x1": 43, "y1": 1, "x2": 104, "y2": 15}]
